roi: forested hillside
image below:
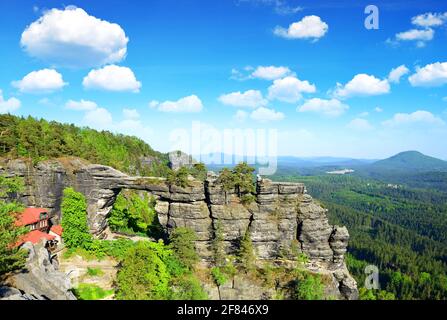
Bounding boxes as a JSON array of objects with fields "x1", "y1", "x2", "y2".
[
  {"x1": 0, "y1": 114, "x2": 170, "y2": 176},
  {"x1": 271, "y1": 174, "x2": 447, "y2": 300}
]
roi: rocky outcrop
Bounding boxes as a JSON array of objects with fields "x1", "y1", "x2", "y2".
[
  {"x1": 2, "y1": 241, "x2": 76, "y2": 300},
  {"x1": 1, "y1": 157, "x2": 358, "y2": 299},
  {"x1": 168, "y1": 151, "x2": 196, "y2": 171}
]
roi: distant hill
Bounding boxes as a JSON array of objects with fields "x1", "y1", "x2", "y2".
[{"x1": 367, "y1": 151, "x2": 447, "y2": 173}]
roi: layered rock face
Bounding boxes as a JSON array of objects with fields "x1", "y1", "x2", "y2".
[
  {"x1": 2, "y1": 241, "x2": 76, "y2": 300},
  {"x1": 1, "y1": 157, "x2": 358, "y2": 299}
]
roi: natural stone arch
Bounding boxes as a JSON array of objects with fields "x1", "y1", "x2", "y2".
[{"x1": 2, "y1": 157, "x2": 359, "y2": 299}]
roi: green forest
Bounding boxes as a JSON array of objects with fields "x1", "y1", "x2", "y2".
[
  {"x1": 0, "y1": 114, "x2": 170, "y2": 176},
  {"x1": 272, "y1": 173, "x2": 447, "y2": 300}
]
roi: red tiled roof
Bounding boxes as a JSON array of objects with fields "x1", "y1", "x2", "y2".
[
  {"x1": 17, "y1": 230, "x2": 55, "y2": 246},
  {"x1": 15, "y1": 208, "x2": 49, "y2": 227},
  {"x1": 50, "y1": 225, "x2": 63, "y2": 236}
]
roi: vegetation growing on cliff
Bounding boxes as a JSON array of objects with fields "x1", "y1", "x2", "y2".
[
  {"x1": 0, "y1": 114, "x2": 170, "y2": 176},
  {"x1": 295, "y1": 272, "x2": 324, "y2": 300},
  {"x1": 0, "y1": 176, "x2": 27, "y2": 276},
  {"x1": 115, "y1": 239, "x2": 207, "y2": 300},
  {"x1": 168, "y1": 227, "x2": 199, "y2": 270},
  {"x1": 217, "y1": 162, "x2": 257, "y2": 205},
  {"x1": 238, "y1": 231, "x2": 257, "y2": 274},
  {"x1": 61, "y1": 188, "x2": 93, "y2": 249}
]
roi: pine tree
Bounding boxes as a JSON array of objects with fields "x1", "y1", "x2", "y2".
[
  {"x1": 212, "y1": 220, "x2": 226, "y2": 267},
  {"x1": 238, "y1": 230, "x2": 256, "y2": 274}
]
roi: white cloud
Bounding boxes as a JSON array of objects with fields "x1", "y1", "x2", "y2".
[
  {"x1": 12, "y1": 69, "x2": 67, "y2": 93},
  {"x1": 388, "y1": 65, "x2": 410, "y2": 83},
  {"x1": 250, "y1": 107, "x2": 284, "y2": 122},
  {"x1": 411, "y1": 12, "x2": 447, "y2": 27},
  {"x1": 333, "y1": 74, "x2": 390, "y2": 99},
  {"x1": 392, "y1": 28, "x2": 434, "y2": 47},
  {"x1": 65, "y1": 99, "x2": 97, "y2": 111},
  {"x1": 152, "y1": 95, "x2": 203, "y2": 113},
  {"x1": 383, "y1": 110, "x2": 445, "y2": 127},
  {"x1": 149, "y1": 100, "x2": 160, "y2": 108},
  {"x1": 21, "y1": 6, "x2": 128, "y2": 68},
  {"x1": 83, "y1": 65, "x2": 141, "y2": 92},
  {"x1": 298, "y1": 98, "x2": 349, "y2": 117},
  {"x1": 396, "y1": 28, "x2": 434, "y2": 41},
  {"x1": 123, "y1": 108, "x2": 140, "y2": 120},
  {"x1": 0, "y1": 90, "x2": 21, "y2": 114},
  {"x1": 274, "y1": 15, "x2": 328, "y2": 41},
  {"x1": 219, "y1": 90, "x2": 267, "y2": 108},
  {"x1": 268, "y1": 76, "x2": 316, "y2": 103},
  {"x1": 408, "y1": 62, "x2": 447, "y2": 87},
  {"x1": 375, "y1": 107, "x2": 383, "y2": 113},
  {"x1": 83, "y1": 107, "x2": 113, "y2": 129},
  {"x1": 234, "y1": 110, "x2": 248, "y2": 122},
  {"x1": 251, "y1": 66, "x2": 292, "y2": 80},
  {"x1": 347, "y1": 118, "x2": 374, "y2": 131}
]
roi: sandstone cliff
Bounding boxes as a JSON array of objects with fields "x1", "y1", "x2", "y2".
[
  {"x1": 1, "y1": 157, "x2": 358, "y2": 299},
  {"x1": 1, "y1": 241, "x2": 76, "y2": 300}
]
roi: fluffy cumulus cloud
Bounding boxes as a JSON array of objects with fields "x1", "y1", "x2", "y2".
[
  {"x1": 218, "y1": 90, "x2": 267, "y2": 108},
  {"x1": 12, "y1": 69, "x2": 67, "y2": 93},
  {"x1": 83, "y1": 107, "x2": 113, "y2": 129},
  {"x1": 411, "y1": 12, "x2": 447, "y2": 27},
  {"x1": 347, "y1": 118, "x2": 374, "y2": 131},
  {"x1": 150, "y1": 95, "x2": 203, "y2": 113},
  {"x1": 298, "y1": 98, "x2": 349, "y2": 117},
  {"x1": 250, "y1": 107, "x2": 284, "y2": 122},
  {"x1": 21, "y1": 6, "x2": 128, "y2": 68},
  {"x1": 382, "y1": 110, "x2": 445, "y2": 127},
  {"x1": 251, "y1": 66, "x2": 292, "y2": 80},
  {"x1": 268, "y1": 76, "x2": 316, "y2": 103},
  {"x1": 408, "y1": 62, "x2": 447, "y2": 87},
  {"x1": 65, "y1": 99, "x2": 97, "y2": 111},
  {"x1": 83, "y1": 65, "x2": 141, "y2": 92},
  {"x1": 0, "y1": 90, "x2": 21, "y2": 114},
  {"x1": 333, "y1": 74, "x2": 390, "y2": 99},
  {"x1": 388, "y1": 65, "x2": 410, "y2": 83},
  {"x1": 396, "y1": 28, "x2": 434, "y2": 42},
  {"x1": 274, "y1": 15, "x2": 328, "y2": 41}
]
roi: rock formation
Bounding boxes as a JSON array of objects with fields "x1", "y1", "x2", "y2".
[
  {"x1": 1, "y1": 241, "x2": 76, "y2": 300},
  {"x1": 1, "y1": 157, "x2": 358, "y2": 299}
]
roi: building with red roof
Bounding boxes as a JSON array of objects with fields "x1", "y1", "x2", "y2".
[
  {"x1": 15, "y1": 208, "x2": 50, "y2": 232},
  {"x1": 14, "y1": 208, "x2": 59, "y2": 248},
  {"x1": 49, "y1": 225, "x2": 63, "y2": 243},
  {"x1": 17, "y1": 230, "x2": 56, "y2": 246}
]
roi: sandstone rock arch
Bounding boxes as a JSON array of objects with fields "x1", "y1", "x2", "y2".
[{"x1": 2, "y1": 157, "x2": 358, "y2": 299}]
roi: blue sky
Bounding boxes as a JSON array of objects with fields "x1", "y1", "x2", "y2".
[{"x1": 1, "y1": 0, "x2": 447, "y2": 160}]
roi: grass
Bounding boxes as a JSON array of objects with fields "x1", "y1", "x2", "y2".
[
  {"x1": 73, "y1": 283, "x2": 114, "y2": 300},
  {"x1": 86, "y1": 267, "x2": 104, "y2": 277}
]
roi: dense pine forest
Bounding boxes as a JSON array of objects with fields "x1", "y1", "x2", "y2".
[
  {"x1": 0, "y1": 114, "x2": 170, "y2": 176},
  {"x1": 272, "y1": 173, "x2": 447, "y2": 300}
]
